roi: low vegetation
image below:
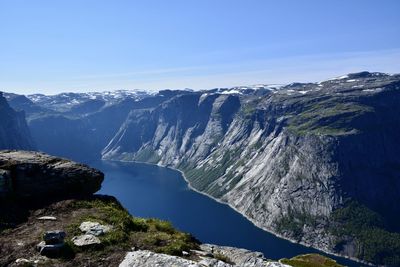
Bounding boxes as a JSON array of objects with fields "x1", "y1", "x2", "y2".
[
  {"x1": 274, "y1": 210, "x2": 320, "y2": 241},
  {"x1": 67, "y1": 197, "x2": 200, "y2": 257},
  {"x1": 330, "y1": 201, "x2": 400, "y2": 266},
  {"x1": 281, "y1": 254, "x2": 344, "y2": 267},
  {"x1": 286, "y1": 99, "x2": 373, "y2": 136}
]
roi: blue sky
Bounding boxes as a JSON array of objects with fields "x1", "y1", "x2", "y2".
[{"x1": 1, "y1": 0, "x2": 399, "y2": 94}]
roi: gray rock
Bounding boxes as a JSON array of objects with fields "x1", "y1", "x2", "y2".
[
  {"x1": 118, "y1": 249, "x2": 289, "y2": 267},
  {"x1": 0, "y1": 150, "x2": 104, "y2": 199},
  {"x1": 36, "y1": 241, "x2": 65, "y2": 257},
  {"x1": 43, "y1": 230, "x2": 66, "y2": 245},
  {"x1": 201, "y1": 244, "x2": 267, "y2": 267},
  {"x1": 119, "y1": 250, "x2": 230, "y2": 267},
  {"x1": 71, "y1": 234, "x2": 101, "y2": 247},
  {"x1": 79, "y1": 221, "x2": 112, "y2": 236},
  {"x1": 198, "y1": 257, "x2": 233, "y2": 266},
  {"x1": 182, "y1": 250, "x2": 190, "y2": 256}
]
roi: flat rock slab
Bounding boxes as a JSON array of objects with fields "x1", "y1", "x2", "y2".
[
  {"x1": 71, "y1": 234, "x2": 101, "y2": 247},
  {"x1": 0, "y1": 150, "x2": 104, "y2": 199},
  {"x1": 37, "y1": 216, "x2": 57, "y2": 221},
  {"x1": 79, "y1": 221, "x2": 112, "y2": 236},
  {"x1": 119, "y1": 250, "x2": 231, "y2": 267}
]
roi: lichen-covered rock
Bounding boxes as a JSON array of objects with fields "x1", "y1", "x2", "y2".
[
  {"x1": 200, "y1": 244, "x2": 268, "y2": 266},
  {"x1": 71, "y1": 234, "x2": 101, "y2": 247},
  {"x1": 0, "y1": 150, "x2": 104, "y2": 199},
  {"x1": 119, "y1": 249, "x2": 292, "y2": 267},
  {"x1": 79, "y1": 221, "x2": 112, "y2": 236},
  {"x1": 119, "y1": 250, "x2": 231, "y2": 267}
]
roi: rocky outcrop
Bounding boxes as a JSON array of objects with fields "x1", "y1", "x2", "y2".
[
  {"x1": 0, "y1": 150, "x2": 104, "y2": 199},
  {"x1": 118, "y1": 248, "x2": 290, "y2": 267},
  {"x1": 0, "y1": 92, "x2": 35, "y2": 150},
  {"x1": 200, "y1": 244, "x2": 270, "y2": 266}
]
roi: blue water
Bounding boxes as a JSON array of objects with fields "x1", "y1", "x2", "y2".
[{"x1": 95, "y1": 160, "x2": 365, "y2": 267}]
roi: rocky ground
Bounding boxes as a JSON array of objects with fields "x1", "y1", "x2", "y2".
[{"x1": 0, "y1": 196, "x2": 343, "y2": 267}]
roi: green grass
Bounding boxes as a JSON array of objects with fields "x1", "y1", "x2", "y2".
[
  {"x1": 281, "y1": 254, "x2": 344, "y2": 267},
  {"x1": 66, "y1": 198, "x2": 199, "y2": 257},
  {"x1": 286, "y1": 100, "x2": 373, "y2": 136}
]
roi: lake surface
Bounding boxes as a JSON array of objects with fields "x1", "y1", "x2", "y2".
[{"x1": 95, "y1": 160, "x2": 364, "y2": 267}]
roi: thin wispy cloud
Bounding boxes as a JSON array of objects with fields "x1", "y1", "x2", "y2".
[{"x1": 40, "y1": 48, "x2": 400, "y2": 93}]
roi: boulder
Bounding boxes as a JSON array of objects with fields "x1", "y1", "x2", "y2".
[
  {"x1": 36, "y1": 230, "x2": 66, "y2": 257},
  {"x1": 0, "y1": 150, "x2": 104, "y2": 200},
  {"x1": 43, "y1": 230, "x2": 66, "y2": 245},
  {"x1": 36, "y1": 241, "x2": 64, "y2": 257},
  {"x1": 79, "y1": 221, "x2": 112, "y2": 236},
  {"x1": 71, "y1": 234, "x2": 101, "y2": 247}
]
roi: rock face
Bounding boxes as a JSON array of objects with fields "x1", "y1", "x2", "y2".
[
  {"x1": 100, "y1": 72, "x2": 400, "y2": 263},
  {"x1": 23, "y1": 90, "x2": 190, "y2": 162},
  {"x1": 0, "y1": 92, "x2": 34, "y2": 150},
  {"x1": 0, "y1": 150, "x2": 104, "y2": 199}
]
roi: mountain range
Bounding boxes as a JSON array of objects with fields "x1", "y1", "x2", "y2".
[{"x1": 1, "y1": 71, "x2": 400, "y2": 266}]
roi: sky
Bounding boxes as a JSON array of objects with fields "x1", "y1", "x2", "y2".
[{"x1": 0, "y1": 0, "x2": 399, "y2": 94}]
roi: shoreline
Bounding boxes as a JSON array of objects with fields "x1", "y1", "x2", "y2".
[{"x1": 102, "y1": 158, "x2": 373, "y2": 266}]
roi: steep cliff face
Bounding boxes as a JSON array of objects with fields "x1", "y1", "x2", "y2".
[
  {"x1": 102, "y1": 72, "x2": 400, "y2": 264},
  {"x1": 0, "y1": 93, "x2": 35, "y2": 150},
  {"x1": 25, "y1": 90, "x2": 188, "y2": 162}
]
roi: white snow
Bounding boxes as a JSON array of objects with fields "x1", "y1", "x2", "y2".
[
  {"x1": 325, "y1": 75, "x2": 349, "y2": 82},
  {"x1": 298, "y1": 90, "x2": 308, "y2": 94},
  {"x1": 220, "y1": 90, "x2": 242, "y2": 95},
  {"x1": 362, "y1": 88, "x2": 383, "y2": 93}
]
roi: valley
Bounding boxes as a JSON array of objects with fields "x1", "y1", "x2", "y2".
[{"x1": 2, "y1": 71, "x2": 400, "y2": 266}]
